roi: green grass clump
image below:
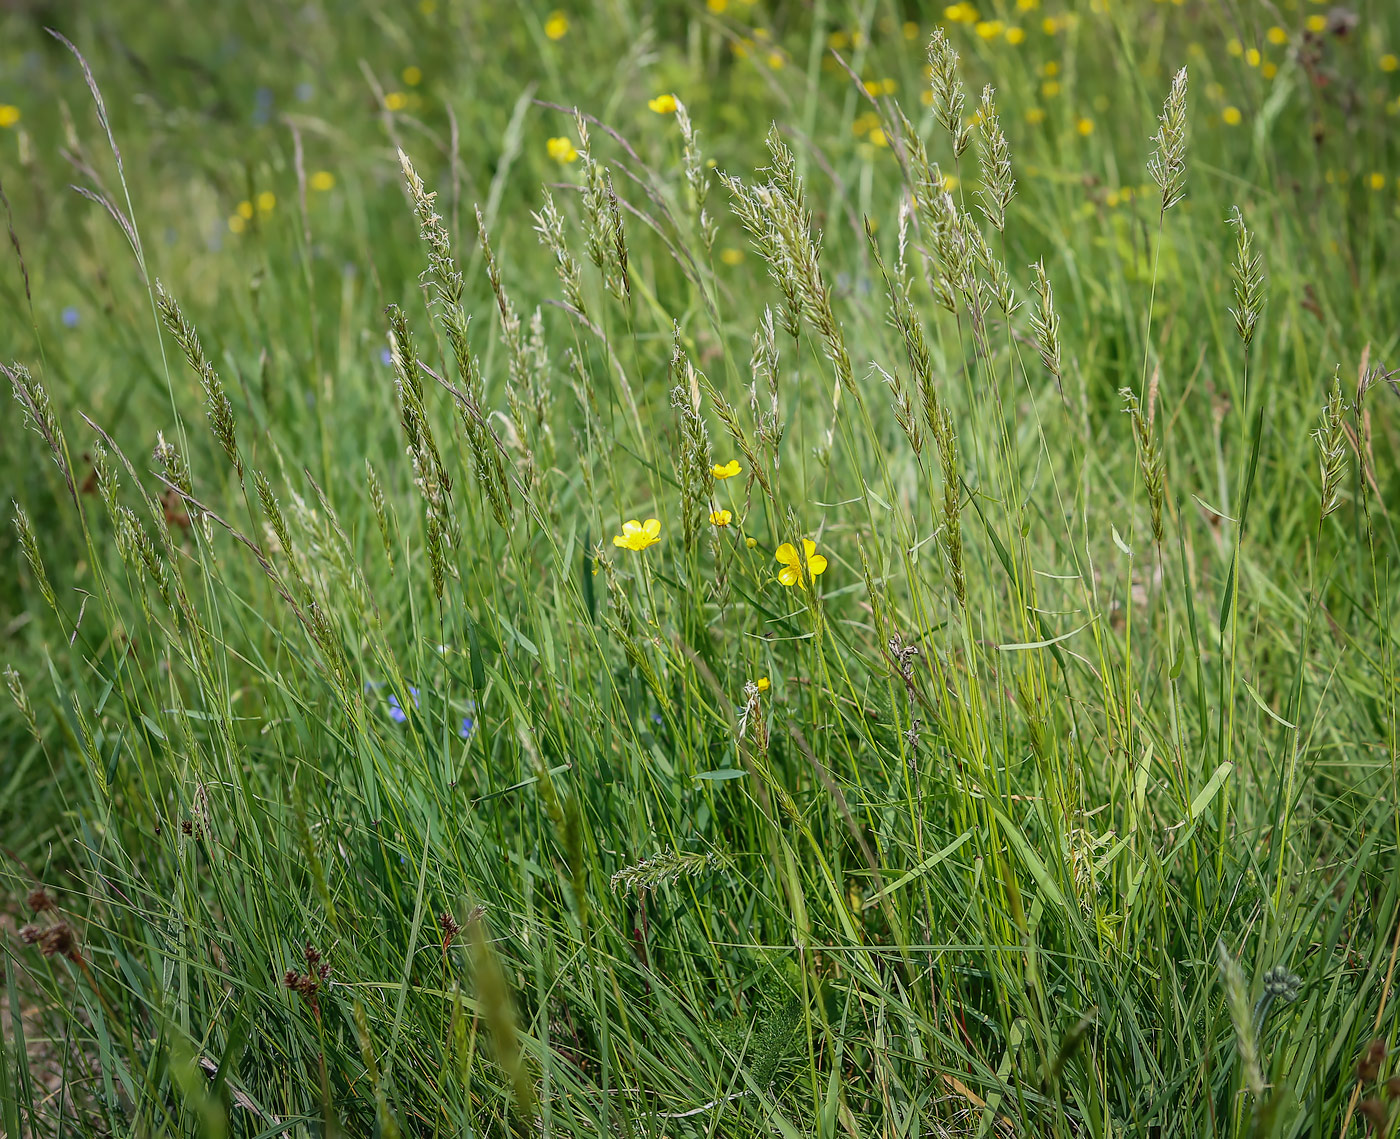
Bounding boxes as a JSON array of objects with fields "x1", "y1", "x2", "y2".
[{"x1": 3, "y1": 2, "x2": 1400, "y2": 1136}]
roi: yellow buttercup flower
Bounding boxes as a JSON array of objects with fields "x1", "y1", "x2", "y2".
[
  {"x1": 1382, "y1": 54, "x2": 1399, "y2": 72},
  {"x1": 1006, "y1": 26, "x2": 1026, "y2": 45},
  {"x1": 544, "y1": 10, "x2": 569, "y2": 39},
  {"x1": 0, "y1": 105, "x2": 20, "y2": 128},
  {"x1": 719, "y1": 247, "x2": 744, "y2": 265},
  {"x1": 257, "y1": 191, "x2": 276, "y2": 213},
  {"x1": 754, "y1": 676, "x2": 771, "y2": 692},
  {"x1": 237, "y1": 200, "x2": 254, "y2": 220},
  {"x1": 709, "y1": 509, "x2": 733, "y2": 527},
  {"x1": 648, "y1": 93, "x2": 678, "y2": 114},
  {"x1": 976, "y1": 20, "x2": 1004, "y2": 39},
  {"x1": 402, "y1": 65, "x2": 423, "y2": 86},
  {"x1": 613, "y1": 518, "x2": 661, "y2": 551},
  {"x1": 1222, "y1": 105, "x2": 1242, "y2": 126},
  {"x1": 745, "y1": 536, "x2": 758, "y2": 549},
  {"x1": 547, "y1": 136, "x2": 579, "y2": 163},
  {"x1": 1266, "y1": 26, "x2": 1288, "y2": 46},
  {"x1": 385, "y1": 91, "x2": 408, "y2": 111},
  {"x1": 712, "y1": 459, "x2": 741, "y2": 479},
  {"x1": 775, "y1": 539, "x2": 827, "y2": 588},
  {"x1": 310, "y1": 170, "x2": 335, "y2": 192},
  {"x1": 1076, "y1": 116, "x2": 1094, "y2": 135},
  {"x1": 228, "y1": 214, "x2": 247, "y2": 234}
]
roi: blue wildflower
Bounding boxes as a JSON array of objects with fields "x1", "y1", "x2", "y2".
[
  {"x1": 386, "y1": 685, "x2": 420, "y2": 723},
  {"x1": 61, "y1": 306, "x2": 79, "y2": 328}
]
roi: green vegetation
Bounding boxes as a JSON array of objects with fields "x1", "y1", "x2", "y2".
[{"x1": 3, "y1": 1, "x2": 1400, "y2": 1135}]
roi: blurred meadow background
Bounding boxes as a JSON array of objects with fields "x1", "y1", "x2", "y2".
[{"x1": 3, "y1": 0, "x2": 1400, "y2": 1135}]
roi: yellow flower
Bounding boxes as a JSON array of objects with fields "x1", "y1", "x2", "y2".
[
  {"x1": 1261, "y1": 62, "x2": 1278, "y2": 79},
  {"x1": 1369, "y1": 172, "x2": 1386, "y2": 191},
  {"x1": 257, "y1": 191, "x2": 276, "y2": 213},
  {"x1": 720, "y1": 247, "x2": 744, "y2": 266},
  {"x1": 237, "y1": 200, "x2": 254, "y2": 220},
  {"x1": 648, "y1": 93, "x2": 678, "y2": 114},
  {"x1": 1006, "y1": 27, "x2": 1026, "y2": 45},
  {"x1": 1227, "y1": 38, "x2": 1243, "y2": 57},
  {"x1": 1266, "y1": 26, "x2": 1288, "y2": 46},
  {"x1": 868, "y1": 127, "x2": 888, "y2": 147},
  {"x1": 227, "y1": 214, "x2": 246, "y2": 234},
  {"x1": 544, "y1": 10, "x2": 569, "y2": 38},
  {"x1": 1042, "y1": 79, "x2": 1061, "y2": 97},
  {"x1": 1017, "y1": 0, "x2": 1039, "y2": 8},
  {"x1": 767, "y1": 51, "x2": 786, "y2": 69},
  {"x1": 547, "y1": 136, "x2": 579, "y2": 163},
  {"x1": 1076, "y1": 116, "x2": 1094, "y2": 135},
  {"x1": 1245, "y1": 48, "x2": 1261, "y2": 68},
  {"x1": 1222, "y1": 105, "x2": 1242, "y2": 125},
  {"x1": 1042, "y1": 16, "x2": 1061, "y2": 34},
  {"x1": 1306, "y1": 15, "x2": 1325, "y2": 32},
  {"x1": 828, "y1": 29, "x2": 849, "y2": 50},
  {"x1": 1025, "y1": 107, "x2": 1046, "y2": 124},
  {"x1": 385, "y1": 91, "x2": 408, "y2": 111},
  {"x1": 613, "y1": 517, "x2": 661, "y2": 551},
  {"x1": 310, "y1": 170, "x2": 335, "y2": 192},
  {"x1": 706, "y1": 0, "x2": 728, "y2": 11},
  {"x1": 903, "y1": 21, "x2": 919, "y2": 40},
  {"x1": 976, "y1": 20, "x2": 1004, "y2": 39},
  {"x1": 402, "y1": 65, "x2": 423, "y2": 86},
  {"x1": 1383, "y1": 54, "x2": 1400, "y2": 72},
  {"x1": 712, "y1": 459, "x2": 742, "y2": 479},
  {"x1": 709, "y1": 509, "x2": 733, "y2": 527},
  {"x1": 942, "y1": 173, "x2": 959, "y2": 191},
  {"x1": 0, "y1": 105, "x2": 19, "y2": 128},
  {"x1": 775, "y1": 539, "x2": 827, "y2": 588},
  {"x1": 745, "y1": 536, "x2": 758, "y2": 549},
  {"x1": 754, "y1": 676, "x2": 771, "y2": 692}
]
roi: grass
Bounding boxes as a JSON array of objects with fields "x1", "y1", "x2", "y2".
[{"x1": 3, "y1": 1, "x2": 1400, "y2": 1135}]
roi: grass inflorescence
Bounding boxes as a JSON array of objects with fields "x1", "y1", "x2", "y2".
[{"x1": 2, "y1": 3, "x2": 1399, "y2": 1137}]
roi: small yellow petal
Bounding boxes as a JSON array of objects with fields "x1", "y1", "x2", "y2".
[
  {"x1": 802, "y1": 539, "x2": 816, "y2": 559},
  {"x1": 642, "y1": 518, "x2": 661, "y2": 539},
  {"x1": 755, "y1": 677, "x2": 771, "y2": 692},
  {"x1": 807, "y1": 554, "x2": 828, "y2": 577},
  {"x1": 778, "y1": 565, "x2": 800, "y2": 587},
  {"x1": 775, "y1": 543, "x2": 798, "y2": 565}
]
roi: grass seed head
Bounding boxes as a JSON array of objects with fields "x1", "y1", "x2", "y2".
[{"x1": 1149, "y1": 66, "x2": 1190, "y2": 212}]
